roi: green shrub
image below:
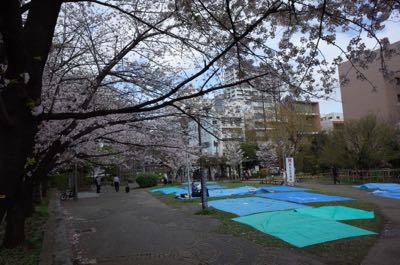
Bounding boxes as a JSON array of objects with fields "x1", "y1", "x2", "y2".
[
  {"x1": 259, "y1": 168, "x2": 269, "y2": 178},
  {"x1": 49, "y1": 173, "x2": 68, "y2": 190},
  {"x1": 136, "y1": 172, "x2": 158, "y2": 188}
]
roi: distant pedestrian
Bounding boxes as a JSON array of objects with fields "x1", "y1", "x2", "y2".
[
  {"x1": 113, "y1": 176, "x2": 120, "y2": 192},
  {"x1": 191, "y1": 181, "x2": 201, "y2": 197},
  {"x1": 95, "y1": 176, "x2": 101, "y2": 193},
  {"x1": 125, "y1": 184, "x2": 130, "y2": 193},
  {"x1": 332, "y1": 165, "x2": 340, "y2": 184},
  {"x1": 161, "y1": 173, "x2": 168, "y2": 185}
]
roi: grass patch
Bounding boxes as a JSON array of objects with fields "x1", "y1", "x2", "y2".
[
  {"x1": 149, "y1": 185, "x2": 384, "y2": 265},
  {"x1": 195, "y1": 208, "x2": 217, "y2": 215},
  {"x1": 0, "y1": 200, "x2": 49, "y2": 265},
  {"x1": 149, "y1": 191, "x2": 197, "y2": 209}
]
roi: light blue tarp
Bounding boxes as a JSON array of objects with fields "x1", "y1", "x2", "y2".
[
  {"x1": 257, "y1": 191, "x2": 354, "y2": 204},
  {"x1": 371, "y1": 190, "x2": 400, "y2": 200},
  {"x1": 182, "y1": 181, "x2": 217, "y2": 185},
  {"x1": 354, "y1": 183, "x2": 400, "y2": 200},
  {"x1": 295, "y1": 206, "x2": 374, "y2": 220},
  {"x1": 232, "y1": 211, "x2": 376, "y2": 247},
  {"x1": 260, "y1": 186, "x2": 309, "y2": 192},
  {"x1": 209, "y1": 186, "x2": 258, "y2": 197},
  {"x1": 208, "y1": 197, "x2": 310, "y2": 216},
  {"x1": 354, "y1": 183, "x2": 400, "y2": 191},
  {"x1": 149, "y1": 187, "x2": 187, "y2": 195},
  {"x1": 206, "y1": 185, "x2": 227, "y2": 189}
]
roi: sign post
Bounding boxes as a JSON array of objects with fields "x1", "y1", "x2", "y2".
[{"x1": 285, "y1": 157, "x2": 295, "y2": 186}]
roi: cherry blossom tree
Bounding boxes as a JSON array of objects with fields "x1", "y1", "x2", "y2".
[
  {"x1": 224, "y1": 141, "x2": 244, "y2": 178},
  {"x1": 256, "y1": 141, "x2": 279, "y2": 168},
  {"x1": 1, "y1": 0, "x2": 400, "y2": 247}
]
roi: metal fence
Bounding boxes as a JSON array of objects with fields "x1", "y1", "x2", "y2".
[{"x1": 297, "y1": 169, "x2": 400, "y2": 184}]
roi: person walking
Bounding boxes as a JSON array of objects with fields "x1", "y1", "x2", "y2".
[
  {"x1": 113, "y1": 176, "x2": 120, "y2": 192},
  {"x1": 95, "y1": 176, "x2": 101, "y2": 193},
  {"x1": 332, "y1": 165, "x2": 340, "y2": 184}
]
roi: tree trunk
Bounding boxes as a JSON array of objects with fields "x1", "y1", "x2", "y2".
[
  {"x1": 0, "y1": 201, "x2": 7, "y2": 226},
  {"x1": 0, "y1": 0, "x2": 62, "y2": 248},
  {"x1": 0, "y1": 83, "x2": 35, "y2": 247},
  {"x1": 3, "y1": 201, "x2": 26, "y2": 248}
]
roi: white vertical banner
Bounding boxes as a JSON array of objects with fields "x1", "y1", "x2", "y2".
[{"x1": 285, "y1": 157, "x2": 295, "y2": 186}]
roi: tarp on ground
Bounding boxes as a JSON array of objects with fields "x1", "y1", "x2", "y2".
[
  {"x1": 209, "y1": 186, "x2": 258, "y2": 197},
  {"x1": 208, "y1": 197, "x2": 310, "y2": 216},
  {"x1": 205, "y1": 185, "x2": 227, "y2": 189},
  {"x1": 295, "y1": 206, "x2": 374, "y2": 220},
  {"x1": 354, "y1": 183, "x2": 400, "y2": 192},
  {"x1": 260, "y1": 186, "x2": 309, "y2": 192},
  {"x1": 182, "y1": 181, "x2": 217, "y2": 185},
  {"x1": 371, "y1": 190, "x2": 400, "y2": 200},
  {"x1": 232, "y1": 211, "x2": 376, "y2": 247},
  {"x1": 257, "y1": 191, "x2": 354, "y2": 204},
  {"x1": 180, "y1": 184, "x2": 225, "y2": 190},
  {"x1": 149, "y1": 187, "x2": 187, "y2": 195}
]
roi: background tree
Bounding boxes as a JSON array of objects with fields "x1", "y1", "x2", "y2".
[
  {"x1": 256, "y1": 141, "x2": 279, "y2": 169},
  {"x1": 240, "y1": 142, "x2": 259, "y2": 169},
  {"x1": 321, "y1": 115, "x2": 400, "y2": 169},
  {"x1": 1, "y1": 0, "x2": 400, "y2": 248},
  {"x1": 224, "y1": 141, "x2": 244, "y2": 179}
]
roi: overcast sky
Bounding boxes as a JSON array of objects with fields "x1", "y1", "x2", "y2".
[{"x1": 316, "y1": 20, "x2": 400, "y2": 115}]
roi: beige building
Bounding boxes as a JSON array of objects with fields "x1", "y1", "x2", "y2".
[
  {"x1": 282, "y1": 99, "x2": 321, "y2": 133},
  {"x1": 320, "y1": 112, "x2": 344, "y2": 131},
  {"x1": 339, "y1": 41, "x2": 400, "y2": 126}
]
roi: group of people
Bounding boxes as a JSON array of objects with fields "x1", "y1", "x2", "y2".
[
  {"x1": 95, "y1": 176, "x2": 129, "y2": 193},
  {"x1": 190, "y1": 181, "x2": 209, "y2": 198}
]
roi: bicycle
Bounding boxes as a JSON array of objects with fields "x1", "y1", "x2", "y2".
[{"x1": 60, "y1": 190, "x2": 75, "y2": 201}]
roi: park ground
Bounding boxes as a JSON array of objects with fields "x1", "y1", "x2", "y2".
[{"x1": 37, "y1": 181, "x2": 400, "y2": 265}]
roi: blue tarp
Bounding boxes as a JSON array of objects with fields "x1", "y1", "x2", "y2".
[
  {"x1": 206, "y1": 185, "x2": 227, "y2": 189},
  {"x1": 180, "y1": 184, "x2": 225, "y2": 190},
  {"x1": 209, "y1": 186, "x2": 258, "y2": 197},
  {"x1": 208, "y1": 197, "x2": 310, "y2": 216},
  {"x1": 257, "y1": 191, "x2": 354, "y2": 204},
  {"x1": 149, "y1": 187, "x2": 187, "y2": 195},
  {"x1": 354, "y1": 183, "x2": 400, "y2": 200},
  {"x1": 182, "y1": 181, "x2": 217, "y2": 185},
  {"x1": 260, "y1": 186, "x2": 309, "y2": 192},
  {"x1": 371, "y1": 190, "x2": 400, "y2": 200},
  {"x1": 354, "y1": 183, "x2": 400, "y2": 191}
]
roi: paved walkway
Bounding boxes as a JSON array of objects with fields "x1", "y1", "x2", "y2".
[
  {"x1": 62, "y1": 188, "x2": 323, "y2": 265},
  {"x1": 298, "y1": 183, "x2": 400, "y2": 265}
]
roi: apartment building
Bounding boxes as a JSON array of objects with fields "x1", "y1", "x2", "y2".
[
  {"x1": 320, "y1": 113, "x2": 344, "y2": 131},
  {"x1": 281, "y1": 99, "x2": 321, "y2": 134},
  {"x1": 339, "y1": 41, "x2": 400, "y2": 126}
]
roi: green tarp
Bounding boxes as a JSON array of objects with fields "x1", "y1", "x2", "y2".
[
  {"x1": 295, "y1": 206, "x2": 374, "y2": 221},
  {"x1": 232, "y1": 211, "x2": 376, "y2": 247}
]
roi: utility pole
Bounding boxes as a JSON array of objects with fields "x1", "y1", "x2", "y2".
[
  {"x1": 73, "y1": 161, "x2": 78, "y2": 200},
  {"x1": 197, "y1": 116, "x2": 208, "y2": 209}
]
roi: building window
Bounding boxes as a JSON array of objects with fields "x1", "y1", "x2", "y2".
[{"x1": 397, "y1": 94, "x2": 400, "y2": 103}]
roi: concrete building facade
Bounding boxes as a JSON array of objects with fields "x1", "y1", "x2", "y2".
[
  {"x1": 339, "y1": 41, "x2": 400, "y2": 126},
  {"x1": 320, "y1": 112, "x2": 344, "y2": 131}
]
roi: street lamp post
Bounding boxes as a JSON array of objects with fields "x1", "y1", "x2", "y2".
[
  {"x1": 197, "y1": 117, "x2": 208, "y2": 209},
  {"x1": 73, "y1": 160, "x2": 78, "y2": 200}
]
